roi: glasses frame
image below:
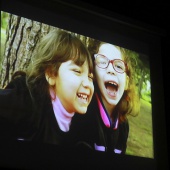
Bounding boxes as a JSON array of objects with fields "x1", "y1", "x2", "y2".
[{"x1": 94, "y1": 54, "x2": 127, "y2": 74}]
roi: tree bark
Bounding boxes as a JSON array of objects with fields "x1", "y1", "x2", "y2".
[{"x1": 0, "y1": 14, "x2": 55, "y2": 88}]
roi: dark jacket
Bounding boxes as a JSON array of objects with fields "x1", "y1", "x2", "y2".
[
  {"x1": 74, "y1": 92, "x2": 129, "y2": 154},
  {"x1": 0, "y1": 75, "x2": 83, "y2": 148}
]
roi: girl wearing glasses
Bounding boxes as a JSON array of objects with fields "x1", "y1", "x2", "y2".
[
  {"x1": 76, "y1": 40, "x2": 140, "y2": 154},
  {"x1": 0, "y1": 29, "x2": 94, "y2": 147}
]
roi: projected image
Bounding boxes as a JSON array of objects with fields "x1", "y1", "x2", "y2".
[{"x1": 0, "y1": 11, "x2": 153, "y2": 158}]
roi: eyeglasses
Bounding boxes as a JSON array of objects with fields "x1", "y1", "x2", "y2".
[{"x1": 94, "y1": 54, "x2": 126, "y2": 74}]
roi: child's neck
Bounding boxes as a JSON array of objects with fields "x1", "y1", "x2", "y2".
[
  {"x1": 52, "y1": 95, "x2": 75, "y2": 132},
  {"x1": 49, "y1": 89, "x2": 75, "y2": 132},
  {"x1": 101, "y1": 97, "x2": 115, "y2": 117}
]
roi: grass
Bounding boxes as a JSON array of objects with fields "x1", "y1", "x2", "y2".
[{"x1": 126, "y1": 98, "x2": 153, "y2": 158}]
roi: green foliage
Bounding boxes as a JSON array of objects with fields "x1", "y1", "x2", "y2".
[
  {"x1": 141, "y1": 94, "x2": 151, "y2": 103},
  {"x1": 1, "y1": 11, "x2": 8, "y2": 71},
  {"x1": 1, "y1": 11, "x2": 8, "y2": 43},
  {"x1": 1, "y1": 11, "x2": 9, "y2": 29},
  {"x1": 141, "y1": 80, "x2": 151, "y2": 103}
]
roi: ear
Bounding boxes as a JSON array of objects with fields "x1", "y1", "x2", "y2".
[
  {"x1": 125, "y1": 75, "x2": 129, "y2": 90},
  {"x1": 45, "y1": 72, "x2": 56, "y2": 86}
]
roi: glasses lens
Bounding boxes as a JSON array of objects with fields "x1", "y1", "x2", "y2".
[
  {"x1": 95, "y1": 54, "x2": 126, "y2": 73},
  {"x1": 95, "y1": 54, "x2": 108, "y2": 68},
  {"x1": 113, "y1": 60, "x2": 126, "y2": 73}
]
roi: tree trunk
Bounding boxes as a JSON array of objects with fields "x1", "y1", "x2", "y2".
[{"x1": 0, "y1": 13, "x2": 55, "y2": 88}]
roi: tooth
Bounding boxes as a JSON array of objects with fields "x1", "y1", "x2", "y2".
[
  {"x1": 108, "y1": 81, "x2": 117, "y2": 86},
  {"x1": 109, "y1": 81, "x2": 114, "y2": 84},
  {"x1": 83, "y1": 95, "x2": 86, "y2": 98},
  {"x1": 77, "y1": 93, "x2": 88, "y2": 101}
]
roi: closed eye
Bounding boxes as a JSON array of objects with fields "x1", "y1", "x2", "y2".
[
  {"x1": 115, "y1": 65, "x2": 123, "y2": 69},
  {"x1": 73, "y1": 69, "x2": 81, "y2": 74},
  {"x1": 115, "y1": 64, "x2": 124, "y2": 70}
]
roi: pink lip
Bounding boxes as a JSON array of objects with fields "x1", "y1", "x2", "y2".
[{"x1": 77, "y1": 92, "x2": 90, "y2": 97}]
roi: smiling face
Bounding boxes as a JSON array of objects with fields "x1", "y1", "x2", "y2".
[
  {"x1": 47, "y1": 60, "x2": 94, "y2": 114},
  {"x1": 95, "y1": 43, "x2": 129, "y2": 114}
]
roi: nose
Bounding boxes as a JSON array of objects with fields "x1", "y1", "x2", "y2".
[
  {"x1": 107, "y1": 62, "x2": 116, "y2": 75},
  {"x1": 81, "y1": 76, "x2": 91, "y2": 88}
]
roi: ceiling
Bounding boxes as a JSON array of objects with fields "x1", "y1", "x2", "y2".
[{"x1": 61, "y1": 0, "x2": 169, "y2": 33}]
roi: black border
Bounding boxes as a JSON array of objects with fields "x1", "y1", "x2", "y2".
[{"x1": 1, "y1": 0, "x2": 169, "y2": 169}]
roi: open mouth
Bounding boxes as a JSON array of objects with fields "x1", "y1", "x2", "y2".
[
  {"x1": 77, "y1": 93, "x2": 88, "y2": 103},
  {"x1": 105, "y1": 81, "x2": 118, "y2": 97}
]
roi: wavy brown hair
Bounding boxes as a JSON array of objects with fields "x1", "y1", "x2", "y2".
[
  {"x1": 26, "y1": 29, "x2": 93, "y2": 101},
  {"x1": 88, "y1": 39, "x2": 140, "y2": 122}
]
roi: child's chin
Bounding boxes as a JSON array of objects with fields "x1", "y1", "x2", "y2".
[{"x1": 77, "y1": 108, "x2": 87, "y2": 114}]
